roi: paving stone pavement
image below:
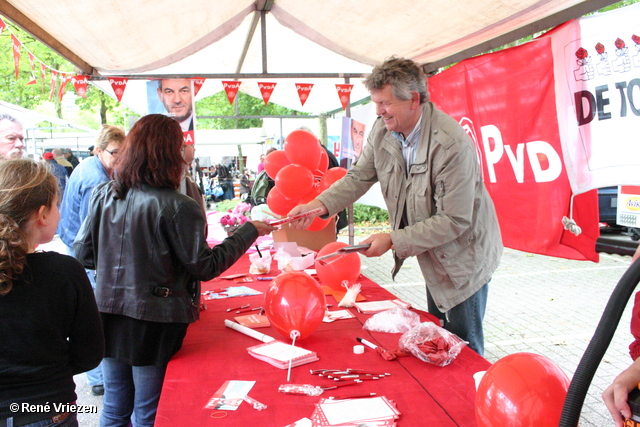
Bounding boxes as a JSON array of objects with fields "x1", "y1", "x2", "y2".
[
  {"x1": 346, "y1": 233, "x2": 636, "y2": 427},
  {"x1": 39, "y1": 231, "x2": 637, "y2": 426}
]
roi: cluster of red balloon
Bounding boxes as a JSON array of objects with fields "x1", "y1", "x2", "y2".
[
  {"x1": 314, "y1": 242, "x2": 362, "y2": 291},
  {"x1": 475, "y1": 352, "x2": 570, "y2": 427},
  {"x1": 264, "y1": 129, "x2": 347, "y2": 231},
  {"x1": 263, "y1": 271, "x2": 326, "y2": 341}
]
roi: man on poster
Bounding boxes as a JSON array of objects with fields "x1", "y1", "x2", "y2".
[{"x1": 156, "y1": 79, "x2": 194, "y2": 132}]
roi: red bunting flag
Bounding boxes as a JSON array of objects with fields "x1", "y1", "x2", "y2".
[
  {"x1": 72, "y1": 75, "x2": 89, "y2": 98},
  {"x1": 108, "y1": 77, "x2": 129, "y2": 102},
  {"x1": 58, "y1": 73, "x2": 73, "y2": 101},
  {"x1": 295, "y1": 83, "x2": 314, "y2": 106},
  {"x1": 258, "y1": 82, "x2": 276, "y2": 105},
  {"x1": 26, "y1": 72, "x2": 36, "y2": 85},
  {"x1": 0, "y1": 18, "x2": 6, "y2": 33},
  {"x1": 27, "y1": 52, "x2": 36, "y2": 76},
  {"x1": 335, "y1": 84, "x2": 354, "y2": 111},
  {"x1": 222, "y1": 80, "x2": 241, "y2": 105},
  {"x1": 49, "y1": 70, "x2": 58, "y2": 101},
  {"x1": 40, "y1": 63, "x2": 46, "y2": 93},
  {"x1": 192, "y1": 77, "x2": 205, "y2": 97},
  {"x1": 11, "y1": 34, "x2": 21, "y2": 80}
]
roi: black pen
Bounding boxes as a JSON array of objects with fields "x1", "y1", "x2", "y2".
[{"x1": 255, "y1": 245, "x2": 262, "y2": 258}]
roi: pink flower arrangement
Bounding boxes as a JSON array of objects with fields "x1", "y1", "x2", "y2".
[{"x1": 220, "y1": 203, "x2": 251, "y2": 233}]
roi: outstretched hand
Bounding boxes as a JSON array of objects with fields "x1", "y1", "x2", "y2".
[
  {"x1": 250, "y1": 220, "x2": 277, "y2": 236},
  {"x1": 602, "y1": 358, "x2": 640, "y2": 426},
  {"x1": 286, "y1": 200, "x2": 328, "y2": 230}
]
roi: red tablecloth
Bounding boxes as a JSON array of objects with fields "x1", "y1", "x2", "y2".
[{"x1": 155, "y1": 253, "x2": 490, "y2": 426}]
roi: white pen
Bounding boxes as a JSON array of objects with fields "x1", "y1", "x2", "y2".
[{"x1": 356, "y1": 337, "x2": 378, "y2": 350}]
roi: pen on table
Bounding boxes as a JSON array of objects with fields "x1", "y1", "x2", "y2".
[
  {"x1": 236, "y1": 306, "x2": 262, "y2": 314},
  {"x1": 329, "y1": 392, "x2": 376, "y2": 400},
  {"x1": 210, "y1": 287, "x2": 227, "y2": 293},
  {"x1": 226, "y1": 304, "x2": 250, "y2": 312},
  {"x1": 356, "y1": 337, "x2": 379, "y2": 350},
  {"x1": 256, "y1": 277, "x2": 274, "y2": 281},
  {"x1": 255, "y1": 245, "x2": 262, "y2": 258},
  {"x1": 322, "y1": 381, "x2": 360, "y2": 390}
]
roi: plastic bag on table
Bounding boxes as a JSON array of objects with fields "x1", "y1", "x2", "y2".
[
  {"x1": 363, "y1": 306, "x2": 421, "y2": 333},
  {"x1": 249, "y1": 251, "x2": 272, "y2": 275},
  {"x1": 398, "y1": 322, "x2": 467, "y2": 367}
]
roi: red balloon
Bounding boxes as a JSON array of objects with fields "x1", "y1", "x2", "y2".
[
  {"x1": 267, "y1": 187, "x2": 300, "y2": 216},
  {"x1": 475, "y1": 352, "x2": 570, "y2": 427},
  {"x1": 275, "y1": 164, "x2": 314, "y2": 200},
  {"x1": 315, "y1": 242, "x2": 361, "y2": 291},
  {"x1": 284, "y1": 130, "x2": 322, "y2": 171},
  {"x1": 307, "y1": 215, "x2": 331, "y2": 232},
  {"x1": 298, "y1": 184, "x2": 321, "y2": 205},
  {"x1": 264, "y1": 150, "x2": 290, "y2": 179},
  {"x1": 264, "y1": 271, "x2": 326, "y2": 340},
  {"x1": 319, "y1": 167, "x2": 348, "y2": 191}
]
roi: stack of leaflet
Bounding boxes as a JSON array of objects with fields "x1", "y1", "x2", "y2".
[
  {"x1": 353, "y1": 299, "x2": 411, "y2": 315},
  {"x1": 309, "y1": 396, "x2": 400, "y2": 426},
  {"x1": 247, "y1": 340, "x2": 318, "y2": 369}
]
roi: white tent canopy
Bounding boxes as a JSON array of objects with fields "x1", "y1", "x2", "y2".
[{"x1": 1, "y1": 0, "x2": 621, "y2": 114}]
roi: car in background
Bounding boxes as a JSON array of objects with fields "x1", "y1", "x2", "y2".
[{"x1": 599, "y1": 186, "x2": 640, "y2": 240}]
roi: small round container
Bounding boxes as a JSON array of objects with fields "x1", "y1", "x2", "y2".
[{"x1": 353, "y1": 345, "x2": 365, "y2": 354}]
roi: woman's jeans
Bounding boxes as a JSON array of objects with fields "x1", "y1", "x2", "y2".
[{"x1": 100, "y1": 358, "x2": 167, "y2": 427}]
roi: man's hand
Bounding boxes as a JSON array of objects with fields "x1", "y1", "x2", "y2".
[
  {"x1": 249, "y1": 220, "x2": 277, "y2": 236},
  {"x1": 360, "y1": 233, "x2": 393, "y2": 257},
  {"x1": 286, "y1": 200, "x2": 328, "y2": 230}
]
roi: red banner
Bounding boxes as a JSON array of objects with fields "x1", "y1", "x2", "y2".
[
  {"x1": 72, "y1": 75, "x2": 89, "y2": 98},
  {"x1": 40, "y1": 63, "x2": 46, "y2": 93},
  {"x1": 0, "y1": 18, "x2": 6, "y2": 33},
  {"x1": 58, "y1": 73, "x2": 73, "y2": 101},
  {"x1": 192, "y1": 77, "x2": 205, "y2": 97},
  {"x1": 222, "y1": 81, "x2": 241, "y2": 105},
  {"x1": 296, "y1": 83, "x2": 313, "y2": 106},
  {"x1": 335, "y1": 84, "x2": 353, "y2": 111},
  {"x1": 258, "y1": 82, "x2": 276, "y2": 105},
  {"x1": 48, "y1": 70, "x2": 57, "y2": 101},
  {"x1": 429, "y1": 37, "x2": 598, "y2": 261},
  {"x1": 11, "y1": 34, "x2": 20, "y2": 80},
  {"x1": 108, "y1": 77, "x2": 128, "y2": 102}
]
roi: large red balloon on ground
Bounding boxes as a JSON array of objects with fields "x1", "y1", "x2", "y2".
[
  {"x1": 264, "y1": 272, "x2": 326, "y2": 340},
  {"x1": 314, "y1": 242, "x2": 361, "y2": 291},
  {"x1": 319, "y1": 167, "x2": 348, "y2": 191},
  {"x1": 275, "y1": 164, "x2": 314, "y2": 200},
  {"x1": 267, "y1": 187, "x2": 300, "y2": 217},
  {"x1": 264, "y1": 150, "x2": 290, "y2": 179},
  {"x1": 284, "y1": 129, "x2": 322, "y2": 172},
  {"x1": 475, "y1": 352, "x2": 570, "y2": 427}
]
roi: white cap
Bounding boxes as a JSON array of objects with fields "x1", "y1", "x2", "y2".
[{"x1": 353, "y1": 345, "x2": 365, "y2": 354}]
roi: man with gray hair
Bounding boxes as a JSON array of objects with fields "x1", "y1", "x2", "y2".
[
  {"x1": 287, "y1": 57, "x2": 503, "y2": 355},
  {"x1": 0, "y1": 113, "x2": 25, "y2": 159}
]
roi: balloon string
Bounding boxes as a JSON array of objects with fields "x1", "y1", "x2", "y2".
[{"x1": 287, "y1": 330, "x2": 300, "y2": 381}]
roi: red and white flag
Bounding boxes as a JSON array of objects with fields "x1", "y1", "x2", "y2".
[
  {"x1": 192, "y1": 77, "x2": 205, "y2": 97},
  {"x1": 108, "y1": 77, "x2": 129, "y2": 102},
  {"x1": 72, "y1": 75, "x2": 89, "y2": 98},
  {"x1": 258, "y1": 82, "x2": 276, "y2": 105},
  {"x1": 48, "y1": 70, "x2": 58, "y2": 101},
  {"x1": 11, "y1": 34, "x2": 21, "y2": 80},
  {"x1": 335, "y1": 84, "x2": 353, "y2": 111},
  {"x1": 222, "y1": 80, "x2": 241, "y2": 105},
  {"x1": 295, "y1": 83, "x2": 313, "y2": 106}
]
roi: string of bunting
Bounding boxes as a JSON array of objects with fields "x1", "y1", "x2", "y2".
[{"x1": 1, "y1": 16, "x2": 354, "y2": 109}]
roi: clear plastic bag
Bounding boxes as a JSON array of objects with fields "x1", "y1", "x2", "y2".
[
  {"x1": 249, "y1": 251, "x2": 272, "y2": 275},
  {"x1": 398, "y1": 322, "x2": 467, "y2": 367},
  {"x1": 362, "y1": 307, "x2": 421, "y2": 333}
]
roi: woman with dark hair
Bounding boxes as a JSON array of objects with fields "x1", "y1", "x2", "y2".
[
  {"x1": 0, "y1": 160, "x2": 103, "y2": 427},
  {"x1": 75, "y1": 114, "x2": 275, "y2": 427}
]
